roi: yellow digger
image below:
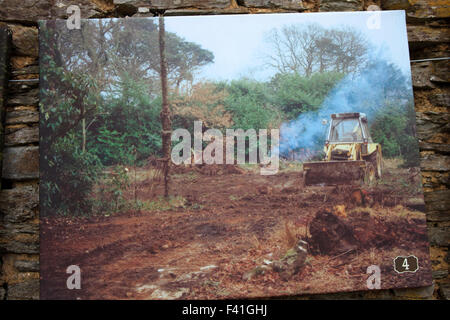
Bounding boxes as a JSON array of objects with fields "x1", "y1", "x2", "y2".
[{"x1": 303, "y1": 112, "x2": 382, "y2": 186}]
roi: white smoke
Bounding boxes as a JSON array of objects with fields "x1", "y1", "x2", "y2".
[{"x1": 279, "y1": 60, "x2": 412, "y2": 157}]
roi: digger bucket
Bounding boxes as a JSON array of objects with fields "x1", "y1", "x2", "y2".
[{"x1": 303, "y1": 160, "x2": 367, "y2": 186}]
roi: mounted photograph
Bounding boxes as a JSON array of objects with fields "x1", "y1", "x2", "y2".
[{"x1": 39, "y1": 11, "x2": 432, "y2": 299}]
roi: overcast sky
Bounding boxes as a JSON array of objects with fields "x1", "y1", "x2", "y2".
[{"x1": 164, "y1": 11, "x2": 411, "y2": 82}]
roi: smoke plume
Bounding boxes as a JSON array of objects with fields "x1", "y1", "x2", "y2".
[{"x1": 278, "y1": 60, "x2": 412, "y2": 158}]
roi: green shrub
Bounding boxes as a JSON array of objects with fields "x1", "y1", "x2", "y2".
[
  {"x1": 94, "y1": 165, "x2": 131, "y2": 215},
  {"x1": 41, "y1": 137, "x2": 103, "y2": 216}
]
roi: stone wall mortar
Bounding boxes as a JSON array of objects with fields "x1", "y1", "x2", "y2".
[{"x1": 0, "y1": 0, "x2": 448, "y2": 300}]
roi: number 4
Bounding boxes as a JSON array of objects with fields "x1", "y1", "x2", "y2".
[{"x1": 402, "y1": 258, "x2": 409, "y2": 270}]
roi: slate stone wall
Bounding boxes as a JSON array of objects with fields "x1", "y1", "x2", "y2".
[{"x1": 0, "y1": 0, "x2": 448, "y2": 300}]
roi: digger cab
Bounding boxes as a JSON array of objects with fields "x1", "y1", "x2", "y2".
[
  {"x1": 326, "y1": 113, "x2": 371, "y2": 145},
  {"x1": 324, "y1": 113, "x2": 376, "y2": 162}
]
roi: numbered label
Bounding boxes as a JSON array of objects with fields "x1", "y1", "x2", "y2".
[{"x1": 394, "y1": 255, "x2": 419, "y2": 273}]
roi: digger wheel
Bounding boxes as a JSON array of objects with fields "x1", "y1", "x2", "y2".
[
  {"x1": 368, "y1": 150, "x2": 382, "y2": 179},
  {"x1": 364, "y1": 162, "x2": 376, "y2": 185}
]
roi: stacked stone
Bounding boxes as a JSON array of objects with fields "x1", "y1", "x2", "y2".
[
  {"x1": 0, "y1": 0, "x2": 448, "y2": 300},
  {"x1": 391, "y1": 0, "x2": 450, "y2": 300},
  {"x1": 0, "y1": 19, "x2": 39, "y2": 299}
]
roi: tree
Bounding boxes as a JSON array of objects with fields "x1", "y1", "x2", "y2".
[
  {"x1": 172, "y1": 82, "x2": 232, "y2": 130},
  {"x1": 370, "y1": 102, "x2": 419, "y2": 167},
  {"x1": 266, "y1": 24, "x2": 321, "y2": 76},
  {"x1": 329, "y1": 26, "x2": 369, "y2": 74},
  {"x1": 165, "y1": 35, "x2": 214, "y2": 92},
  {"x1": 40, "y1": 17, "x2": 216, "y2": 213},
  {"x1": 88, "y1": 74, "x2": 162, "y2": 165},
  {"x1": 223, "y1": 79, "x2": 281, "y2": 131},
  {"x1": 39, "y1": 20, "x2": 104, "y2": 216},
  {"x1": 269, "y1": 72, "x2": 345, "y2": 119},
  {"x1": 265, "y1": 24, "x2": 369, "y2": 76}
]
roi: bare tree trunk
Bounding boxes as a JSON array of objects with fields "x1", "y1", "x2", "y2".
[
  {"x1": 82, "y1": 117, "x2": 86, "y2": 152},
  {"x1": 158, "y1": 15, "x2": 171, "y2": 198}
]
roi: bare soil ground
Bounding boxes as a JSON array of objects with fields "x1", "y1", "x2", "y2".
[{"x1": 40, "y1": 161, "x2": 432, "y2": 299}]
